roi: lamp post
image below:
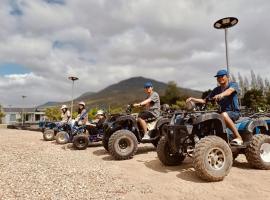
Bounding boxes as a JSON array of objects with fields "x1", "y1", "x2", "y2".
[
  {"x1": 214, "y1": 17, "x2": 238, "y2": 76},
  {"x1": 21, "y1": 95, "x2": 26, "y2": 126},
  {"x1": 68, "y1": 76, "x2": 79, "y2": 117}
]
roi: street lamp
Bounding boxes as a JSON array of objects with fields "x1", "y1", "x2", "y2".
[
  {"x1": 68, "y1": 76, "x2": 79, "y2": 117},
  {"x1": 21, "y1": 95, "x2": 26, "y2": 126},
  {"x1": 214, "y1": 17, "x2": 238, "y2": 76}
]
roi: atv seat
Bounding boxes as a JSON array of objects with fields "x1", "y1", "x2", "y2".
[
  {"x1": 235, "y1": 117, "x2": 250, "y2": 124},
  {"x1": 145, "y1": 117, "x2": 158, "y2": 123}
]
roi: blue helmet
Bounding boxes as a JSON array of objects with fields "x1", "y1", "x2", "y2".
[
  {"x1": 144, "y1": 82, "x2": 153, "y2": 88},
  {"x1": 214, "y1": 69, "x2": 228, "y2": 77}
]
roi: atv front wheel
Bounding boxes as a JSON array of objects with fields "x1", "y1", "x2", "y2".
[
  {"x1": 157, "y1": 136, "x2": 185, "y2": 166},
  {"x1": 245, "y1": 134, "x2": 270, "y2": 169},
  {"x1": 193, "y1": 136, "x2": 233, "y2": 182},
  {"x1": 73, "y1": 134, "x2": 89, "y2": 150},
  {"x1": 102, "y1": 136, "x2": 109, "y2": 152},
  {"x1": 108, "y1": 130, "x2": 138, "y2": 160},
  {"x1": 55, "y1": 131, "x2": 69, "y2": 144},
  {"x1": 43, "y1": 129, "x2": 55, "y2": 141}
]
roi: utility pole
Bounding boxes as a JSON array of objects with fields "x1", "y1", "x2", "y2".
[
  {"x1": 21, "y1": 95, "x2": 26, "y2": 126},
  {"x1": 214, "y1": 17, "x2": 238, "y2": 77},
  {"x1": 68, "y1": 76, "x2": 79, "y2": 117}
]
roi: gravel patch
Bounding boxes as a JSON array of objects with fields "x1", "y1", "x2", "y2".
[{"x1": 0, "y1": 130, "x2": 133, "y2": 200}]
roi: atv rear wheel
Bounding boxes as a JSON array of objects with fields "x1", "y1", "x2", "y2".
[
  {"x1": 108, "y1": 130, "x2": 138, "y2": 160},
  {"x1": 193, "y1": 136, "x2": 233, "y2": 182},
  {"x1": 73, "y1": 134, "x2": 89, "y2": 150},
  {"x1": 55, "y1": 131, "x2": 69, "y2": 144},
  {"x1": 157, "y1": 136, "x2": 185, "y2": 166},
  {"x1": 43, "y1": 129, "x2": 55, "y2": 141},
  {"x1": 245, "y1": 134, "x2": 270, "y2": 169}
]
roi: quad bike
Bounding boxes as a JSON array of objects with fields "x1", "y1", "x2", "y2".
[
  {"x1": 41, "y1": 121, "x2": 70, "y2": 141},
  {"x1": 55, "y1": 111, "x2": 89, "y2": 144},
  {"x1": 72, "y1": 117, "x2": 107, "y2": 150},
  {"x1": 103, "y1": 104, "x2": 172, "y2": 160},
  {"x1": 157, "y1": 100, "x2": 270, "y2": 182},
  {"x1": 55, "y1": 122, "x2": 87, "y2": 144},
  {"x1": 39, "y1": 121, "x2": 56, "y2": 133}
]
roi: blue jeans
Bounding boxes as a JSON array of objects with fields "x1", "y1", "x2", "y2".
[{"x1": 226, "y1": 111, "x2": 240, "y2": 122}]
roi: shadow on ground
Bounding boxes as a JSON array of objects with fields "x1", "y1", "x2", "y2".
[
  {"x1": 141, "y1": 157, "x2": 212, "y2": 183},
  {"x1": 92, "y1": 145, "x2": 156, "y2": 161}
]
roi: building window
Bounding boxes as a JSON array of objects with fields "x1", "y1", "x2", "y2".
[
  {"x1": 10, "y1": 114, "x2": 16, "y2": 122},
  {"x1": 35, "y1": 114, "x2": 40, "y2": 121}
]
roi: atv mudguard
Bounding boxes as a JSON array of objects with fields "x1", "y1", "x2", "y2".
[
  {"x1": 156, "y1": 118, "x2": 170, "y2": 130},
  {"x1": 245, "y1": 119, "x2": 269, "y2": 134},
  {"x1": 192, "y1": 112, "x2": 228, "y2": 140},
  {"x1": 115, "y1": 115, "x2": 138, "y2": 128}
]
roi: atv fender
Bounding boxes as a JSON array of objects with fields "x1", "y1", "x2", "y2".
[
  {"x1": 116, "y1": 115, "x2": 136, "y2": 123},
  {"x1": 246, "y1": 119, "x2": 269, "y2": 134},
  {"x1": 193, "y1": 113, "x2": 227, "y2": 140},
  {"x1": 156, "y1": 118, "x2": 170, "y2": 130}
]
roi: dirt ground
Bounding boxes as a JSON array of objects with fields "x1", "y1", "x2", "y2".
[{"x1": 0, "y1": 129, "x2": 269, "y2": 200}]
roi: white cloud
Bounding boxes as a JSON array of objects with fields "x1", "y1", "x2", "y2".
[{"x1": 1, "y1": 0, "x2": 270, "y2": 107}]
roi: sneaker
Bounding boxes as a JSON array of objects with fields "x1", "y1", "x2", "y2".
[{"x1": 142, "y1": 134, "x2": 150, "y2": 140}]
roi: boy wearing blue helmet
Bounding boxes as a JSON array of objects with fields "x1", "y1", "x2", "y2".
[
  {"x1": 186, "y1": 69, "x2": 243, "y2": 145},
  {"x1": 133, "y1": 82, "x2": 161, "y2": 139}
]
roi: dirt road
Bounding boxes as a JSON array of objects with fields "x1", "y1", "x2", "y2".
[{"x1": 0, "y1": 129, "x2": 269, "y2": 200}]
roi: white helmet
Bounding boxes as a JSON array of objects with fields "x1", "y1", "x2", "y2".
[
  {"x1": 96, "y1": 110, "x2": 105, "y2": 116},
  {"x1": 78, "y1": 101, "x2": 86, "y2": 107},
  {"x1": 61, "y1": 105, "x2": 67, "y2": 110}
]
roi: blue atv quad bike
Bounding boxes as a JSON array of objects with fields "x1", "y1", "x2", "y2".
[
  {"x1": 40, "y1": 121, "x2": 70, "y2": 141},
  {"x1": 55, "y1": 111, "x2": 90, "y2": 145},
  {"x1": 157, "y1": 101, "x2": 270, "y2": 182},
  {"x1": 54, "y1": 122, "x2": 86, "y2": 144},
  {"x1": 102, "y1": 105, "x2": 172, "y2": 160},
  {"x1": 39, "y1": 121, "x2": 56, "y2": 133},
  {"x1": 72, "y1": 118, "x2": 106, "y2": 150}
]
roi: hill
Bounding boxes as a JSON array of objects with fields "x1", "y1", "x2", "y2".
[
  {"x1": 38, "y1": 101, "x2": 61, "y2": 108},
  {"x1": 74, "y1": 76, "x2": 202, "y2": 108}
]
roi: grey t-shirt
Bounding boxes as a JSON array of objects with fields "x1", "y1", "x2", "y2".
[{"x1": 145, "y1": 91, "x2": 160, "y2": 117}]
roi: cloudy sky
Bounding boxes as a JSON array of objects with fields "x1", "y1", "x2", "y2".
[{"x1": 0, "y1": 0, "x2": 270, "y2": 107}]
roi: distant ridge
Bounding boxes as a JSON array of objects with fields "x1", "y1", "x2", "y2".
[
  {"x1": 40, "y1": 76, "x2": 202, "y2": 109},
  {"x1": 38, "y1": 101, "x2": 60, "y2": 108},
  {"x1": 74, "y1": 76, "x2": 202, "y2": 108}
]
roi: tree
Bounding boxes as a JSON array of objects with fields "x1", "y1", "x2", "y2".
[
  {"x1": 45, "y1": 107, "x2": 61, "y2": 121},
  {"x1": 88, "y1": 108, "x2": 98, "y2": 120},
  {"x1": 243, "y1": 76, "x2": 250, "y2": 92},
  {"x1": 201, "y1": 89, "x2": 212, "y2": 99},
  {"x1": 242, "y1": 89, "x2": 267, "y2": 111},
  {"x1": 266, "y1": 91, "x2": 270, "y2": 106},
  {"x1": 250, "y1": 70, "x2": 258, "y2": 89},
  {"x1": 171, "y1": 100, "x2": 186, "y2": 110},
  {"x1": 0, "y1": 105, "x2": 5, "y2": 124},
  {"x1": 264, "y1": 78, "x2": 270, "y2": 93},
  {"x1": 230, "y1": 73, "x2": 237, "y2": 82},
  {"x1": 238, "y1": 72, "x2": 245, "y2": 97},
  {"x1": 257, "y1": 74, "x2": 264, "y2": 92},
  {"x1": 160, "y1": 81, "x2": 181, "y2": 105}
]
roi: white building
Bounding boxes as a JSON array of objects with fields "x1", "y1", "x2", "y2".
[{"x1": 1, "y1": 107, "x2": 45, "y2": 125}]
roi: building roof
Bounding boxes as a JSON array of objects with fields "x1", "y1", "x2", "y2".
[{"x1": 2, "y1": 107, "x2": 45, "y2": 113}]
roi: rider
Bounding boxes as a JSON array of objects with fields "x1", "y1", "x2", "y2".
[
  {"x1": 186, "y1": 69, "x2": 243, "y2": 145},
  {"x1": 92, "y1": 110, "x2": 106, "y2": 126},
  {"x1": 87, "y1": 110, "x2": 106, "y2": 135},
  {"x1": 75, "y1": 101, "x2": 88, "y2": 126},
  {"x1": 60, "y1": 105, "x2": 71, "y2": 123},
  {"x1": 133, "y1": 82, "x2": 161, "y2": 140}
]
